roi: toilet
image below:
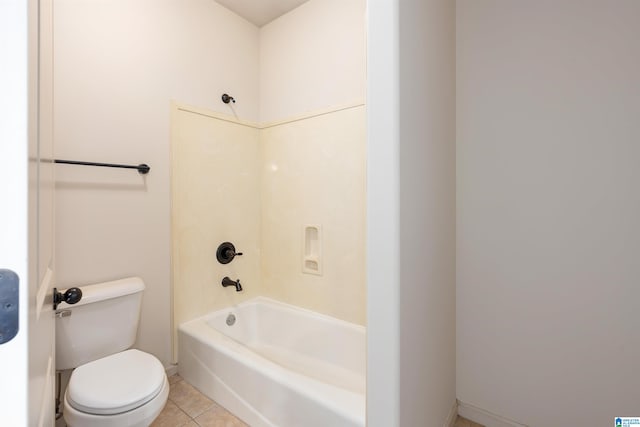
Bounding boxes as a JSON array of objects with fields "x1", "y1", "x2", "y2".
[{"x1": 56, "y1": 277, "x2": 169, "y2": 427}]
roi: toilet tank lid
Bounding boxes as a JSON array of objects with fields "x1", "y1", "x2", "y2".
[{"x1": 57, "y1": 277, "x2": 145, "y2": 308}]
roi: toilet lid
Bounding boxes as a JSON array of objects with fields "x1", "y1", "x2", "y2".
[{"x1": 67, "y1": 349, "x2": 166, "y2": 415}]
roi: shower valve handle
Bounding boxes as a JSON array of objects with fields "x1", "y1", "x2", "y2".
[{"x1": 216, "y1": 242, "x2": 242, "y2": 264}]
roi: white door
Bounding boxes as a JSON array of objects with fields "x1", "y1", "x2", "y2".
[
  {"x1": 0, "y1": 0, "x2": 56, "y2": 425},
  {"x1": 29, "y1": 0, "x2": 57, "y2": 424}
]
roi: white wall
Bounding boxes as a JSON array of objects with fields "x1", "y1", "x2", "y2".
[
  {"x1": 366, "y1": 0, "x2": 400, "y2": 424},
  {"x1": 367, "y1": 0, "x2": 456, "y2": 425},
  {"x1": 398, "y1": 0, "x2": 456, "y2": 424},
  {"x1": 457, "y1": 1, "x2": 640, "y2": 425},
  {"x1": 54, "y1": 0, "x2": 259, "y2": 367},
  {"x1": 259, "y1": 0, "x2": 366, "y2": 123}
]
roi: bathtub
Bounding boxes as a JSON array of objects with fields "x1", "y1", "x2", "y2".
[{"x1": 178, "y1": 297, "x2": 366, "y2": 427}]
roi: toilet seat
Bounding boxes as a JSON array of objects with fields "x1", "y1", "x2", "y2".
[
  {"x1": 67, "y1": 349, "x2": 165, "y2": 415},
  {"x1": 63, "y1": 374, "x2": 169, "y2": 427}
]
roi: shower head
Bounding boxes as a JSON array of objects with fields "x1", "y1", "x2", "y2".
[{"x1": 221, "y1": 93, "x2": 236, "y2": 104}]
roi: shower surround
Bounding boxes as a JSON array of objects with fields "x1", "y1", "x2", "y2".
[{"x1": 170, "y1": 102, "x2": 366, "y2": 360}]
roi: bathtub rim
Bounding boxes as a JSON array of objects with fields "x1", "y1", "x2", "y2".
[{"x1": 193, "y1": 296, "x2": 366, "y2": 333}]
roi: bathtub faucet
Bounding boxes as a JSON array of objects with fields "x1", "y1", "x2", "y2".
[{"x1": 221, "y1": 277, "x2": 242, "y2": 292}]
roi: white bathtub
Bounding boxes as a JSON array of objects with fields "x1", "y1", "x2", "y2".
[{"x1": 178, "y1": 297, "x2": 366, "y2": 427}]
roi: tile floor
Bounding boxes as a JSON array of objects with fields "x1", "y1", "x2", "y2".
[
  {"x1": 454, "y1": 415, "x2": 485, "y2": 427},
  {"x1": 150, "y1": 374, "x2": 248, "y2": 427}
]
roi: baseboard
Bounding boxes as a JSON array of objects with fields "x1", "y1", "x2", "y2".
[
  {"x1": 165, "y1": 363, "x2": 179, "y2": 377},
  {"x1": 445, "y1": 400, "x2": 458, "y2": 427},
  {"x1": 457, "y1": 400, "x2": 528, "y2": 427}
]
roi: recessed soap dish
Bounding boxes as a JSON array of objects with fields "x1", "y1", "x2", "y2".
[{"x1": 302, "y1": 225, "x2": 322, "y2": 276}]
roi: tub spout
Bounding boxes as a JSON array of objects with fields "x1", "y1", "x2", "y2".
[{"x1": 221, "y1": 277, "x2": 242, "y2": 292}]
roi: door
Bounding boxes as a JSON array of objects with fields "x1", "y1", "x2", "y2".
[
  {"x1": 0, "y1": 0, "x2": 56, "y2": 425},
  {"x1": 29, "y1": 0, "x2": 57, "y2": 424}
]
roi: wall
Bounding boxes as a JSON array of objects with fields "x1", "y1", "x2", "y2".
[
  {"x1": 259, "y1": 0, "x2": 366, "y2": 123},
  {"x1": 171, "y1": 105, "x2": 261, "y2": 361},
  {"x1": 54, "y1": 0, "x2": 259, "y2": 368},
  {"x1": 171, "y1": 102, "x2": 366, "y2": 345},
  {"x1": 398, "y1": 0, "x2": 456, "y2": 425},
  {"x1": 366, "y1": 0, "x2": 400, "y2": 421},
  {"x1": 260, "y1": 106, "x2": 367, "y2": 325},
  {"x1": 367, "y1": 0, "x2": 457, "y2": 426},
  {"x1": 457, "y1": 1, "x2": 640, "y2": 425}
]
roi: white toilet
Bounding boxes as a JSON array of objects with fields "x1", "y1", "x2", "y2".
[{"x1": 56, "y1": 277, "x2": 169, "y2": 427}]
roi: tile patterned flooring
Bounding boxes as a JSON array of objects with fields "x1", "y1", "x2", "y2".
[
  {"x1": 454, "y1": 415, "x2": 485, "y2": 427},
  {"x1": 150, "y1": 374, "x2": 247, "y2": 427}
]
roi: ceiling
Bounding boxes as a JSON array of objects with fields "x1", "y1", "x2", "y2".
[{"x1": 214, "y1": 0, "x2": 311, "y2": 27}]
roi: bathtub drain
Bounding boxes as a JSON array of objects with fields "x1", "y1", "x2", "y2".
[{"x1": 226, "y1": 313, "x2": 236, "y2": 326}]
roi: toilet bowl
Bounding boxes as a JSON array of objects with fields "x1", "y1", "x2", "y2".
[
  {"x1": 55, "y1": 278, "x2": 169, "y2": 427},
  {"x1": 62, "y1": 350, "x2": 169, "y2": 427}
]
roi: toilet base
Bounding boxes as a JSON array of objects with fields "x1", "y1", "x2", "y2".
[{"x1": 63, "y1": 375, "x2": 169, "y2": 427}]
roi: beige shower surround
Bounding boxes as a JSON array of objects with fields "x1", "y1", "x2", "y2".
[{"x1": 170, "y1": 102, "x2": 366, "y2": 362}]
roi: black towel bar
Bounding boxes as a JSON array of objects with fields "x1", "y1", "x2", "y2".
[{"x1": 54, "y1": 159, "x2": 150, "y2": 175}]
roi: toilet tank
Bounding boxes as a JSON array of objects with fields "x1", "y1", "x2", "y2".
[{"x1": 55, "y1": 277, "x2": 145, "y2": 370}]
